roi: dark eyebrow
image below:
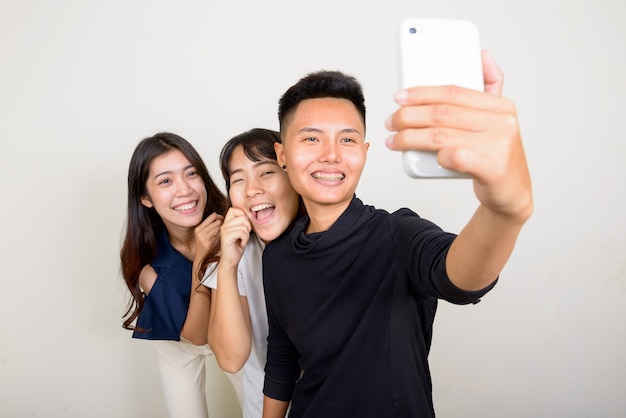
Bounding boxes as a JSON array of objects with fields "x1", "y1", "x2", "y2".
[
  {"x1": 298, "y1": 126, "x2": 363, "y2": 136},
  {"x1": 298, "y1": 127, "x2": 323, "y2": 134},
  {"x1": 339, "y1": 128, "x2": 362, "y2": 135},
  {"x1": 153, "y1": 164, "x2": 195, "y2": 180}
]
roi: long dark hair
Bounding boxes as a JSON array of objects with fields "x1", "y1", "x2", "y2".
[{"x1": 120, "y1": 132, "x2": 227, "y2": 330}]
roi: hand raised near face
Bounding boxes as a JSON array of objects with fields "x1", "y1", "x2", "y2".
[
  {"x1": 194, "y1": 212, "x2": 225, "y2": 261},
  {"x1": 218, "y1": 207, "x2": 252, "y2": 270}
]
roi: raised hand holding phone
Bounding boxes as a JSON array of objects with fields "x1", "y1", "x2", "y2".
[{"x1": 389, "y1": 43, "x2": 532, "y2": 223}]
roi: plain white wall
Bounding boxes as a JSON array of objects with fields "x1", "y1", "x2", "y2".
[{"x1": 1, "y1": 1, "x2": 625, "y2": 417}]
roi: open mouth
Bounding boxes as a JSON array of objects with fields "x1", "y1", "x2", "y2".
[{"x1": 251, "y1": 203, "x2": 275, "y2": 222}]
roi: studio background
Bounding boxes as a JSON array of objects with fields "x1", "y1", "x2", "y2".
[{"x1": 1, "y1": 1, "x2": 624, "y2": 417}]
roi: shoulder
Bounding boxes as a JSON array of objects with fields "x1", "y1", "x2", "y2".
[
  {"x1": 390, "y1": 207, "x2": 419, "y2": 219},
  {"x1": 382, "y1": 208, "x2": 451, "y2": 249},
  {"x1": 151, "y1": 228, "x2": 191, "y2": 269},
  {"x1": 138, "y1": 264, "x2": 158, "y2": 294},
  {"x1": 363, "y1": 205, "x2": 423, "y2": 231},
  {"x1": 388, "y1": 207, "x2": 434, "y2": 227},
  {"x1": 351, "y1": 197, "x2": 419, "y2": 227}
]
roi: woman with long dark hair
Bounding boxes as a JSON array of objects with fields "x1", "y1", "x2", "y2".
[{"x1": 120, "y1": 132, "x2": 240, "y2": 417}]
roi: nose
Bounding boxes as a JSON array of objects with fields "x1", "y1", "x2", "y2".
[
  {"x1": 177, "y1": 177, "x2": 193, "y2": 196},
  {"x1": 319, "y1": 140, "x2": 339, "y2": 163},
  {"x1": 245, "y1": 177, "x2": 263, "y2": 197}
]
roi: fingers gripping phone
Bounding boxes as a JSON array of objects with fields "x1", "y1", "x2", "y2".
[{"x1": 398, "y1": 18, "x2": 484, "y2": 178}]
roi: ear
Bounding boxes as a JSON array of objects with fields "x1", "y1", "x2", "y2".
[
  {"x1": 140, "y1": 195, "x2": 153, "y2": 208},
  {"x1": 274, "y1": 142, "x2": 286, "y2": 169}
]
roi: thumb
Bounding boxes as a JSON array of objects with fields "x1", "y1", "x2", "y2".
[{"x1": 482, "y1": 50, "x2": 504, "y2": 96}]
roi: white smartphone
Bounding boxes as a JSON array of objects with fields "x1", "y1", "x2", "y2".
[{"x1": 397, "y1": 18, "x2": 484, "y2": 178}]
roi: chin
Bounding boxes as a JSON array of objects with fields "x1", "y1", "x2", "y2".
[{"x1": 256, "y1": 228, "x2": 280, "y2": 243}]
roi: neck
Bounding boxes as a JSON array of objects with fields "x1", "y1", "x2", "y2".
[
  {"x1": 304, "y1": 199, "x2": 351, "y2": 234},
  {"x1": 166, "y1": 226, "x2": 196, "y2": 261}
]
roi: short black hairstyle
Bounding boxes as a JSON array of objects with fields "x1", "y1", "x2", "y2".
[{"x1": 278, "y1": 70, "x2": 366, "y2": 135}]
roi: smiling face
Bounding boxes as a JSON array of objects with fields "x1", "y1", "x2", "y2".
[
  {"x1": 140, "y1": 149, "x2": 207, "y2": 233},
  {"x1": 275, "y1": 97, "x2": 369, "y2": 231},
  {"x1": 228, "y1": 144, "x2": 300, "y2": 243}
]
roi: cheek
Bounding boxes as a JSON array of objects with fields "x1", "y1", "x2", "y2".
[
  {"x1": 346, "y1": 152, "x2": 367, "y2": 172},
  {"x1": 193, "y1": 179, "x2": 207, "y2": 195},
  {"x1": 147, "y1": 189, "x2": 167, "y2": 207},
  {"x1": 284, "y1": 158, "x2": 308, "y2": 185},
  {"x1": 228, "y1": 188, "x2": 246, "y2": 208},
  {"x1": 287, "y1": 196, "x2": 300, "y2": 219},
  {"x1": 277, "y1": 189, "x2": 300, "y2": 217},
  {"x1": 193, "y1": 182, "x2": 208, "y2": 202},
  {"x1": 145, "y1": 191, "x2": 171, "y2": 217},
  {"x1": 273, "y1": 175, "x2": 296, "y2": 198},
  {"x1": 285, "y1": 151, "x2": 308, "y2": 170}
]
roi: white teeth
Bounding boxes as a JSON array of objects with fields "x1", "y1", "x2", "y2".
[
  {"x1": 175, "y1": 201, "x2": 197, "y2": 211},
  {"x1": 312, "y1": 173, "x2": 345, "y2": 181},
  {"x1": 251, "y1": 203, "x2": 274, "y2": 212}
]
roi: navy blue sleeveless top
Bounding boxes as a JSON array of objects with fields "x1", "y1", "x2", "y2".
[{"x1": 132, "y1": 229, "x2": 191, "y2": 340}]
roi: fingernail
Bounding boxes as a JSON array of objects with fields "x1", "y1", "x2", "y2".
[
  {"x1": 394, "y1": 89, "x2": 409, "y2": 103},
  {"x1": 385, "y1": 135, "x2": 395, "y2": 149}
]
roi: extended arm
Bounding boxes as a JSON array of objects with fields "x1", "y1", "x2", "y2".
[
  {"x1": 207, "y1": 208, "x2": 254, "y2": 372},
  {"x1": 386, "y1": 51, "x2": 533, "y2": 291}
]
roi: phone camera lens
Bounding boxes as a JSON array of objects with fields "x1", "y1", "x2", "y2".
[{"x1": 409, "y1": 26, "x2": 426, "y2": 35}]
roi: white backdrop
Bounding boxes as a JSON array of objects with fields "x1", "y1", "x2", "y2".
[{"x1": 1, "y1": 1, "x2": 625, "y2": 417}]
